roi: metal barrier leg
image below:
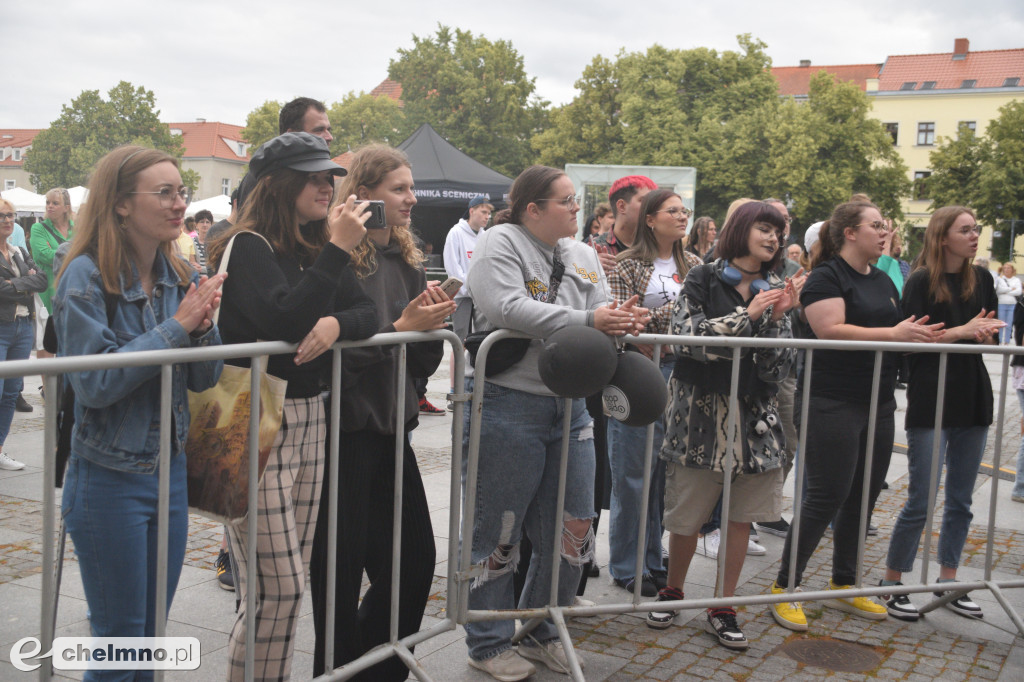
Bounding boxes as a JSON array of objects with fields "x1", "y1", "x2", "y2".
[{"x1": 985, "y1": 582, "x2": 1024, "y2": 638}]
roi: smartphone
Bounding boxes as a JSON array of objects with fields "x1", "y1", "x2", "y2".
[
  {"x1": 439, "y1": 277, "x2": 463, "y2": 299},
  {"x1": 361, "y1": 200, "x2": 387, "y2": 229}
]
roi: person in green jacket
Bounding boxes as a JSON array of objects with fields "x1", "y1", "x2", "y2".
[{"x1": 30, "y1": 188, "x2": 73, "y2": 359}]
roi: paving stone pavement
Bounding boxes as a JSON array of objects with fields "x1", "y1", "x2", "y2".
[{"x1": 1, "y1": 351, "x2": 1023, "y2": 680}]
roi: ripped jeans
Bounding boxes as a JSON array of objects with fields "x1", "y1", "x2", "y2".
[{"x1": 463, "y1": 379, "x2": 596, "y2": 662}]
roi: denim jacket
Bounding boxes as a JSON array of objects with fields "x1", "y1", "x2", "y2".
[{"x1": 53, "y1": 252, "x2": 222, "y2": 474}]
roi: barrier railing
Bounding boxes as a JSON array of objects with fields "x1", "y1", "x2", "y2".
[{"x1": 458, "y1": 330, "x2": 1024, "y2": 682}]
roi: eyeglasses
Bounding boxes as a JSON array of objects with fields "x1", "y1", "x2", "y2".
[
  {"x1": 0, "y1": 213, "x2": 14, "y2": 221},
  {"x1": 130, "y1": 186, "x2": 192, "y2": 208},
  {"x1": 536, "y1": 194, "x2": 580, "y2": 209},
  {"x1": 859, "y1": 221, "x2": 890, "y2": 234},
  {"x1": 753, "y1": 223, "x2": 782, "y2": 238},
  {"x1": 781, "y1": 215, "x2": 793, "y2": 225},
  {"x1": 954, "y1": 224, "x2": 982, "y2": 235},
  {"x1": 656, "y1": 207, "x2": 693, "y2": 219}
]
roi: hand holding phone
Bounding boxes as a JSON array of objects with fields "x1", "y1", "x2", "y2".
[
  {"x1": 360, "y1": 200, "x2": 387, "y2": 229},
  {"x1": 439, "y1": 277, "x2": 463, "y2": 299}
]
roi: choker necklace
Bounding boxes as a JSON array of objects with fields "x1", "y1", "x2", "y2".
[{"x1": 731, "y1": 262, "x2": 762, "y2": 275}]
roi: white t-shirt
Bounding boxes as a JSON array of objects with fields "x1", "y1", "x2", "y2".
[{"x1": 643, "y1": 257, "x2": 682, "y2": 309}]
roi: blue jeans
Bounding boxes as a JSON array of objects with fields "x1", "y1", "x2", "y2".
[
  {"x1": 885, "y1": 426, "x2": 988, "y2": 573},
  {"x1": 463, "y1": 379, "x2": 595, "y2": 662},
  {"x1": 62, "y1": 454, "x2": 188, "y2": 682},
  {"x1": 0, "y1": 316, "x2": 34, "y2": 446},
  {"x1": 606, "y1": 360, "x2": 671, "y2": 580},
  {"x1": 998, "y1": 303, "x2": 1015, "y2": 344},
  {"x1": 1016, "y1": 390, "x2": 1024, "y2": 498}
]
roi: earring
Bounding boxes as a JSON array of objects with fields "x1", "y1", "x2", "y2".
[{"x1": 118, "y1": 216, "x2": 128, "y2": 231}]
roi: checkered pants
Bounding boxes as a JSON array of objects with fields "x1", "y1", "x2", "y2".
[{"x1": 226, "y1": 396, "x2": 325, "y2": 681}]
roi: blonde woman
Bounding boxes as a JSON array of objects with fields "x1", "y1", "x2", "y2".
[
  {"x1": 996, "y1": 262, "x2": 1021, "y2": 344},
  {"x1": 30, "y1": 188, "x2": 73, "y2": 358}
]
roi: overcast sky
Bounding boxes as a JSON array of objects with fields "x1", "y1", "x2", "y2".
[{"x1": 6, "y1": 0, "x2": 1023, "y2": 129}]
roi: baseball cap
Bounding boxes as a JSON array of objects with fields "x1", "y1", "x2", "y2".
[{"x1": 249, "y1": 132, "x2": 347, "y2": 181}]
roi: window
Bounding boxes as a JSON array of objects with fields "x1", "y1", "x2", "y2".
[
  {"x1": 884, "y1": 122, "x2": 899, "y2": 145},
  {"x1": 961, "y1": 79, "x2": 976, "y2": 89},
  {"x1": 4, "y1": 180, "x2": 14, "y2": 191},
  {"x1": 921, "y1": 81, "x2": 937, "y2": 90},
  {"x1": 0, "y1": 149, "x2": 5, "y2": 161},
  {"x1": 958, "y1": 121, "x2": 977, "y2": 137},
  {"x1": 913, "y1": 171, "x2": 931, "y2": 200},
  {"x1": 222, "y1": 178, "x2": 230, "y2": 195},
  {"x1": 917, "y1": 122, "x2": 936, "y2": 146},
  {"x1": 12, "y1": 149, "x2": 21, "y2": 161},
  {"x1": 236, "y1": 142, "x2": 246, "y2": 156},
  {"x1": 1004, "y1": 77, "x2": 1020, "y2": 87},
  {"x1": 900, "y1": 81, "x2": 917, "y2": 91}
]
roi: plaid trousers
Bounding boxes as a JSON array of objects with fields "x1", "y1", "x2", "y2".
[{"x1": 226, "y1": 396, "x2": 325, "y2": 681}]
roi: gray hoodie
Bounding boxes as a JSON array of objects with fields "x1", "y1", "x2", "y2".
[{"x1": 465, "y1": 222, "x2": 611, "y2": 395}]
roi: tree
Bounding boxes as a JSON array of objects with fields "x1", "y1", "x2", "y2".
[
  {"x1": 24, "y1": 82, "x2": 190, "y2": 192},
  {"x1": 389, "y1": 25, "x2": 546, "y2": 176},
  {"x1": 327, "y1": 92, "x2": 409, "y2": 155},
  {"x1": 926, "y1": 124, "x2": 988, "y2": 211},
  {"x1": 240, "y1": 100, "x2": 282, "y2": 150}
]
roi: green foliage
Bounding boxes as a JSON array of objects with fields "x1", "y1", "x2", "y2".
[
  {"x1": 927, "y1": 124, "x2": 988, "y2": 210},
  {"x1": 389, "y1": 25, "x2": 545, "y2": 177},
  {"x1": 327, "y1": 92, "x2": 410, "y2": 155},
  {"x1": 24, "y1": 82, "x2": 185, "y2": 192},
  {"x1": 240, "y1": 100, "x2": 282, "y2": 150}
]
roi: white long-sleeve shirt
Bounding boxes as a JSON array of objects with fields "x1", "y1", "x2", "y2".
[{"x1": 995, "y1": 274, "x2": 1022, "y2": 305}]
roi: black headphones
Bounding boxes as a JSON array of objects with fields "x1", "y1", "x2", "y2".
[{"x1": 719, "y1": 260, "x2": 771, "y2": 296}]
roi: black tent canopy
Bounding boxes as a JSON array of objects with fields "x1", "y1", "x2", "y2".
[{"x1": 397, "y1": 124, "x2": 512, "y2": 253}]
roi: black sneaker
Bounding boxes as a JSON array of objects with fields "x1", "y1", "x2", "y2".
[
  {"x1": 646, "y1": 586, "x2": 683, "y2": 629},
  {"x1": 935, "y1": 590, "x2": 984, "y2": 619},
  {"x1": 880, "y1": 581, "x2": 919, "y2": 621},
  {"x1": 216, "y1": 550, "x2": 234, "y2": 591},
  {"x1": 754, "y1": 518, "x2": 790, "y2": 537},
  {"x1": 14, "y1": 393, "x2": 32, "y2": 413},
  {"x1": 703, "y1": 607, "x2": 748, "y2": 650},
  {"x1": 650, "y1": 570, "x2": 668, "y2": 591},
  {"x1": 614, "y1": 575, "x2": 657, "y2": 597}
]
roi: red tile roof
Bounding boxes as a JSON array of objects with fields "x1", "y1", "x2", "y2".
[
  {"x1": 166, "y1": 121, "x2": 250, "y2": 161},
  {"x1": 331, "y1": 151, "x2": 354, "y2": 167},
  {"x1": 878, "y1": 48, "x2": 1024, "y2": 91},
  {"x1": 370, "y1": 79, "x2": 403, "y2": 105},
  {"x1": 771, "y1": 64, "x2": 881, "y2": 97},
  {"x1": 0, "y1": 129, "x2": 41, "y2": 167}
]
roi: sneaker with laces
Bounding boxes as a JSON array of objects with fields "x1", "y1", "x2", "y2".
[
  {"x1": 703, "y1": 607, "x2": 748, "y2": 650},
  {"x1": 15, "y1": 393, "x2": 32, "y2": 413},
  {"x1": 747, "y1": 538, "x2": 766, "y2": 556},
  {"x1": 880, "y1": 581, "x2": 918, "y2": 621},
  {"x1": 824, "y1": 579, "x2": 887, "y2": 620},
  {"x1": 694, "y1": 529, "x2": 720, "y2": 559},
  {"x1": 769, "y1": 581, "x2": 808, "y2": 631},
  {"x1": 215, "y1": 550, "x2": 234, "y2": 592},
  {"x1": 754, "y1": 518, "x2": 790, "y2": 537},
  {"x1": 519, "y1": 640, "x2": 583, "y2": 674},
  {"x1": 613, "y1": 575, "x2": 657, "y2": 597},
  {"x1": 935, "y1": 589, "x2": 984, "y2": 619},
  {"x1": 646, "y1": 586, "x2": 683, "y2": 629},
  {"x1": 418, "y1": 397, "x2": 445, "y2": 415},
  {"x1": 468, "y1": 649, "x2": 536, "y2": 681},
  {"x1": 0, "y1": 451, "x2": 25, "y2": 471}
]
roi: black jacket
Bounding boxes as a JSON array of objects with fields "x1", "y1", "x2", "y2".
[{"x1": 0, "y1": 246, "x2": 48, "y2": 322}]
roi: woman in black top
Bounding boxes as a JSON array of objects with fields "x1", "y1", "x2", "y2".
[
  {"x1": 882, "y1": 206, "x2": 1000, "y2": 621},
  {"x1": 210, "y1": 132, "x2": 378, "y2": 682},
  {"x1": 768, "y1": 200, "x2": 943, "y2": 633}
]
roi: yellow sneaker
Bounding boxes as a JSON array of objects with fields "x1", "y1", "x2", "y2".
[
  {"x1": 824, "y1": 580, "x2": 887, "y2": 620},
  {"x1": 769, "y1": 581, "x2": 808, "y2": 631}
]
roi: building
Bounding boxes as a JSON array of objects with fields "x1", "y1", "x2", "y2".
[{"x1": 0, "y1": 130, "x2": 42, "y2": 192}]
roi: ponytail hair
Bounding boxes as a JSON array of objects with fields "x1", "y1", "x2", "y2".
[{"x1": 810, "y1": 200, "x2": 877, "y2": 269}]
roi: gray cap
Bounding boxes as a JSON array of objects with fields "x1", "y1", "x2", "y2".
[{"x1": 249, "y1": 132, "x2": 347, "y2": 180}]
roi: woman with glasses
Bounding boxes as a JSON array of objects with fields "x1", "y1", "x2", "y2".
[
  {"x1": 462, "y1": 165, "x2": 647, "y2": 680},
  {"x1": 0, "y1": 200, "x2": 46, "y2": 471},
  {"x1": 995, "y1": 262, "x2": 1020, "y2": 345},
  {"x1": 685, "y1": 216, "x2": 717, "y2": 260},
  {"x1": 210, "y1": 132, "x2": 378, "y2": 682},
  {"x1": 53, "y1": 146, "x2": 225, "y2": 680},
  {"x1": 30, "y1": 187, "x2": 73, "y2": 359},
  {"x1": 605, "y1": 189, "x2": 702, "y2": 597},
  {"x1": 881, "y1": 207, "x2": 1000, "y2": 621},
  {"x1": 309, "y1": 144, "x2": 454, "y2": 681},
  {"x1": 768, "y1": 200, "x2": 944, "y2": 633}
]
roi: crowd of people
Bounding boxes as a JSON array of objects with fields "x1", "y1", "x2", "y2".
[{"x1": 0, "y1": 95, "x2": 1018, "y2": 681}]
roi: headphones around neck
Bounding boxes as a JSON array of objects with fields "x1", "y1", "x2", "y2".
[{"x1": 719, "y1": 260, "x2": 771, "y2": 296}]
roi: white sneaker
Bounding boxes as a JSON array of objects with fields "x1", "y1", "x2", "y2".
[
  {"x1": 520, "y1": 640, "x2": 583, "y2": 675},
  {"x1": 747, "y1": 538, "x2": 766, "y2": 556},
  {"x1": 694, "y1": 529, "x2": 720, "y2": 559},
  {"x1": 468, "y1": 649, "x2": 536, "y2": 681},
  {"x1": 0, "y1": 451, "x2": 25, "y2": 471}
]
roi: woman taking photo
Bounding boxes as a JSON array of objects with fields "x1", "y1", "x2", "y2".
[
  {"x1": 685, "y1": 216, "x2": 717, "y2": 260},
  {"x1": 310, "y1": 144, "x2": 454, "y2": 681},
  {"x1": 462, "y1": 165, "x2": 646, "y2": 680},
  {"x1": 31, "y1": 187, "x2": 74, "y2": 359},
  {"x1": 768, "y1": 200, "x2": 944, "y2": 633},
  {"x1": 210, "y1": 132, "x2": 378, "y2": 681},
  {"x1": 606, "y1": 189, "x2": 702, "y2": 596},
  {"x1": 881, "y1": 207, "x2": 1000, "y2": 620},
  {"x1": 0, "y1": 199, "x2": 47, "y2": 471},
  {"x1": 647, "y1": 201, "x2": 798, "y2": 650},
  {"x1": 995, "y1": 262, "x2": 1020, "y2": 345},
  {"x1": 53, "y1": 146, "x2": 225, "y2": 679}
]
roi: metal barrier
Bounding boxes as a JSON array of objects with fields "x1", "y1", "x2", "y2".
[
  {"x1": 12, "y1": 330, "x2": 465, "y2": 682},
  {"x1": 458, "y1": 330, "x2": 1024, "y2": 682}
]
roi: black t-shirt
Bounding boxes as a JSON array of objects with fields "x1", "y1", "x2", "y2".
[
  {"x1": 800, "y1": 256, "x2": 902, "y2": 404},
  {"x1": 902, "y1": 265, "x2": 996, "y2": 428}
]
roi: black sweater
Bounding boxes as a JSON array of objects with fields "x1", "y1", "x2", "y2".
[{"x1": 217, "y1": 230, "x2": 378, "y2": 398}]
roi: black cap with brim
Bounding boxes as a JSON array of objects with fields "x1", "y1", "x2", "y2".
[{"x1": 250, "y1": 132, "x2": 348, "y2": 180}]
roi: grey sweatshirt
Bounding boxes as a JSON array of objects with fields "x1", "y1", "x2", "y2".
[{"x1": 465, "y1": 222, "x2": 611, "y2": 395}]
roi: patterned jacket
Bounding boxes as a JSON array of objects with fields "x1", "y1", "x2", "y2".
[
  {"x1": 660, "y1": 261, "x2": 795, "y2": 474},
  {"x1": 608, "y1": 253, "x2": 704, "y2": 335}
]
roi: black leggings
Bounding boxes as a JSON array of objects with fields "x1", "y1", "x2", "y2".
[
  {"x1": 776, "y1": 397, "x2": 894, "y2": 588},
  {"x1": 310, "y1": 429, "x2": 435, "y2": 681}
]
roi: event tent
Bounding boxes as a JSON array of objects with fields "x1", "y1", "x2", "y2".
[
  {"x1": 187, "y1": 194, "x2": 232, "y2": 220},
  {"x1": 396, "y1": 124, "x2": 512, "y2": 253},
  {"x1": 1, "y1": 187, "x2": 46, "y2": 214}
]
